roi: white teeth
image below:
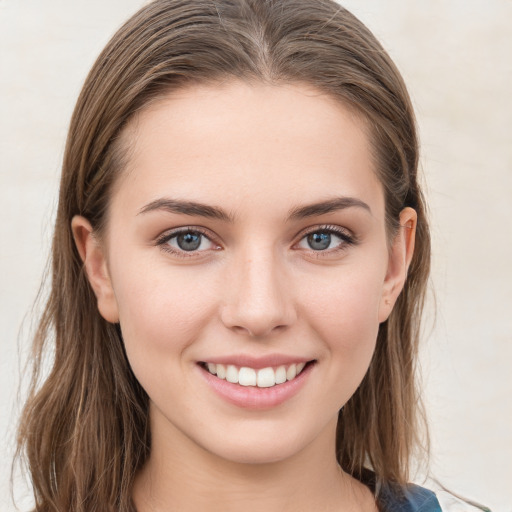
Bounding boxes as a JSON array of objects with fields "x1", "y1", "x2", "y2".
[
  {"x1": 216, "y1": 364, "x2": 226, "y2": 379},
  {"x1": 239, "y1": 367, "x2": 257, "y2": 386},
  {"x1": 286, "y1": 364, "x2": 297, "y2": 381},
  {"x1": 256, "y1": 367, "x2": 275, "y2": 388},
  {"x1": 204, "y1": 361, "x2": 309, "y2": 387},
  {"x1": 275, "y1": 365, "x2": 287, "y2": 384},
  {"x1": 226, "y1": 365, "x2": 239, "y2": 384}
]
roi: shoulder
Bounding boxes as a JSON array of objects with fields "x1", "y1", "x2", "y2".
[
  {"x1": 377, "y1": 481, "x2": 441, "y2": 512},
  {"x1": 377, "y1": 482, "x2": 491, "y2": 512},
  {"x1": 435, "y1": 490, "x2": 492, "y2": 512}
]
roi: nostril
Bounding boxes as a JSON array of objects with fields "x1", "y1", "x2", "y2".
[
  {"x1": 230, "y1": 323, "x2": 288, "y2": 338},
  {"x1": 220, "y1": 304, "x2": 296, "y2": 338}
]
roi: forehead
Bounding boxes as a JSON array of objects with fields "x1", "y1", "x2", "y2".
[{"x1": 112, "y1": 81, "x2": 384, "y2": 220}]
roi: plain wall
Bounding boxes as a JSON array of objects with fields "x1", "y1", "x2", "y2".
[{"x1": 1, "y1": 1, "x2": 511, "y2": 510}]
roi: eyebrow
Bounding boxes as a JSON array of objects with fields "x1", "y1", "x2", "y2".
[
  {"x1": 138, "y1": 198, "x2": 233, "y2": 222},
  {"x1": 138, "y1": 196, "x2": 371, "y2": 222},
  {"x1": 287, "y1": 197, "x2": 371, "y2": 220}
]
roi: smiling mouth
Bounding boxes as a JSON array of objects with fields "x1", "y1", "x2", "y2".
[{"x1": 199, "y1": 361, "x2": 315, "y2": 388}]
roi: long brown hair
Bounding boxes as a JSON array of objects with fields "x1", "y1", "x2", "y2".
[{"x1": 17, "y1": 1, "x2": 431, "y2": 510}]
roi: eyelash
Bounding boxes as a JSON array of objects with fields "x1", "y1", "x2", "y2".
[
  {"x1": 295, "y1": 225, "x2": 357, "y2": 255},
  {"x1": 156, "y1": 227, "x2": 219, "y2": 258},
  {"x1": 155, "y1": 225, "x2": 357, "y2": 259}
]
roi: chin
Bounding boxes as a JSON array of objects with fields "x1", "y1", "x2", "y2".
[
  {"x1": 197, "y1": 421, "x2": 326, "y2": 466},
  {"x1": 211, "y1": 442, "x2": 301, "y2": 465}
]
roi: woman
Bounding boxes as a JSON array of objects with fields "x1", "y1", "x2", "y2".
[{"x1": 16, "y1": 1, "x2": 489, "y2": 511}]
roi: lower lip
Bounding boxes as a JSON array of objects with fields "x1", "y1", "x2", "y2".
[{"x1": 198, "y1": 363, "x2": 314, "y2": 410}]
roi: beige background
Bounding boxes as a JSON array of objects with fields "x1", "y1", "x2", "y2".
[{"x1": 1, "y1": 1, "x2": 511, "y2": 510}]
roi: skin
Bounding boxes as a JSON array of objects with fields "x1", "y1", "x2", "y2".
[{"x1": 73, "y1": 81, "x2": 416, "y2": 512}]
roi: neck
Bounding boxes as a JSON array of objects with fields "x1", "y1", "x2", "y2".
[{"x1": 133, "y1": 406, "x2": 374, "y2": 512}]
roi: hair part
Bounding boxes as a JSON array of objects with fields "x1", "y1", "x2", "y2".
[{"x1": 17, "y1": 1, "x2": 431, "y2": 510}]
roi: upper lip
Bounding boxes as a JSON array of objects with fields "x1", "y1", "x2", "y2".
[{"x1": 199, "y1": 354, "x2": 314, "y2": 369}]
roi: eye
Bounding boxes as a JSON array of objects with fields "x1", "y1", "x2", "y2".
[
  {"x1": 296, "y1": 227, "x2": 355, "y2": 252},
  {"x1": 157, "y1": 228, "x2": 219, "y2": 256}
]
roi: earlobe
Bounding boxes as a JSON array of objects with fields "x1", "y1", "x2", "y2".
[
  {"x1": 378, "y1": 207, "x2": 417, "y2": 323},
  {"x1": 71, "y1": 216, "x2": 120, "y2": 323}
]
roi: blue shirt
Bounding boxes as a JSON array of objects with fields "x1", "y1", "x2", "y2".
[
  {"x1": 360, "y1": 471, "x2": 491, "y2": 512},
  {"x1": 377, "y1": 482, "x2": 442, "y2": 511}
]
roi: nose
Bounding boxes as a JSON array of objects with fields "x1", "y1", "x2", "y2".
[{"x1": 220, "y1": 250, "x2": 297, "y2": 338}]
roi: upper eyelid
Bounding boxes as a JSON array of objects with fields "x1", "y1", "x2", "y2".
[
  {"x1": 156, "y1": 226, "x2": 216, "y2": 243},
  {"x1": 156, "y1": 227, "x2": 220, "y2": 258},
  {"x1": 293, "y1": 225, "x2": 357, "y2": 252},
  {"x1": 295, "y1": 224, "x2": 354, "y2": 240},
  {"x1": 155, "y1": 224, "x2": 355, "y2": 248}
]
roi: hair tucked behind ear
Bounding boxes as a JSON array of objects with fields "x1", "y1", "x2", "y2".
[{"x1": 16, "y1": 1, "x2": 430, "y2": 510}]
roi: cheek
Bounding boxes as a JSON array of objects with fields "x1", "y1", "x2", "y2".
[
  {"x1": 305, "y1": 263, "x2": 384, "y2": 336},
  {"x1": 109, "y1": 258, "x2": 219, "y2": 368},
  {"x1": 300, "y1": 264, "x2": 385, "y2": 386}
]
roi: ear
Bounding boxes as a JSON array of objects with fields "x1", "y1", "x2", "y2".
[
  {"x1": 71, "y1": 216, "x2": 119, "y2": 323},
  {"x1": 378, "y1": 207, "x2": 417, "y2": 323}
]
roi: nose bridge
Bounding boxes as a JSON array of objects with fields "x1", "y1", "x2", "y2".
[{"x1": 221, "y1": 243, "x2": 295, "y2": 337}]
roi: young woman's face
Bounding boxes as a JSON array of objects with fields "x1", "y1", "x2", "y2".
[{"x1": 76, "y1": 82, "x2": 414, "y2": 465}]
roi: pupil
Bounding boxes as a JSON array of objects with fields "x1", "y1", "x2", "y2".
[
  {"x1": 307, "y1": 232, "x2": 331, "y2": 250},
  {"x1": 177, "y1": 232, "x2": 201, "y2": 251}
]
